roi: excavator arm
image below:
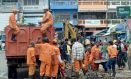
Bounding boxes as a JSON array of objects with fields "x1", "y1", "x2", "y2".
[{"x1": 64, "y1": 21, "x2": 77, "y2": 39}]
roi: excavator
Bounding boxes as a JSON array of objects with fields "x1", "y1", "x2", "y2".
[{"x1": 63, "y1": 20, "x2": 77, "y2": 39}]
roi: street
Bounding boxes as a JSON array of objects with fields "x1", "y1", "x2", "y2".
[
  {"x1": 0, "y1": 51, "x2": 8, "y2": 79},
  {"x1": 0, "y1": 50, "x2": 131, "y2": 79}
]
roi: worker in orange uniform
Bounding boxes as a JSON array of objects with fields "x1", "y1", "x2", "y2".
[
  {"x1": 51, "y1": 39, "x2": 63, "y2": 79},
  {"x1": 9, "y1": 9, "x2": 20, "y2": 41},
  {"x1": 35, "y1": 37, "x2": 54, "y2": 79},
  {"x1": 90, "y1": 42, "x2": 101, "y2": 71},
  {"x1": 107, "y1": 41, "x2": 118, "y2": 77},
  {"x1": 27, "y1": 42, "x2": 36, "y2": 79},
  {"x1": 40, "y1": 9, "x2": 55, "y2": 42},
  {"x1": 83, "y1": 47, "x2": 91, "y2": 75}
]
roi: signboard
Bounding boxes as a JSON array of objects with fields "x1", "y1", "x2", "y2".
[
  {"x1": 85, "y1": 20, "x2": 100, "y2": 26},
  {"x1": 117, "y1": 6, "x2": 130, "y2": 17}
]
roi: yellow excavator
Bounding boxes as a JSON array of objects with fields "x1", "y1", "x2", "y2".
[{"x1": 63, "y1": 20, "x2": 77, "y2": 39}]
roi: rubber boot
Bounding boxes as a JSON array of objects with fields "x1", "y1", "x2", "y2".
[
  {"x1": 40, "y1": 76, "x2": 43, "y2": 79},
  {"x1": 29, "y1": 75, "x2": 34, "y2": 79},
  {"x1": 45, "y1": 76, "x2": 51, "y2": 79},
  {"x1": 11, "y1": 34, "x2": 17, "y2": 41},
  {"x1": 108, "y1": 69, "x2": 112, "y2": 77},
  {"x1": 52, "y1": 77, "x2": 56, "y2": 79},
  {"x1": 112, "y1": 71, "x2": 116, "y2": 77}
]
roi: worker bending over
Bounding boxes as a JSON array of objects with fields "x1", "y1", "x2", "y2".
[
  {"x1": 40, "y1": 9, "x2": 54, "y2": 42},
  {"x1": 27, "y1": 42, "x2": 36, "y2": 79},
  {"x1": 35, "y1": 37, "x2": 54, "y2": 79},
  {"x1": 9, "y1": 9, "x2": 20, "y2": 41},
  {"x1": 90, "y1": 42, "x2": 101, "y2": 71}
]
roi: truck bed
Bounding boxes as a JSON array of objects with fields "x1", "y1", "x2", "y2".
[{"x1": 5, "y1": 26, "x2": 42, "y2": 57}]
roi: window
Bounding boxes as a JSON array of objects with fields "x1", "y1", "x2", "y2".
[
  {"x1": 55, "y1": 14, "x2": 70, "y2": 23},
  {"x1": 107, "y1": 12, "x2": 117, "y2": 19},
  {"x1": 2, "y1": 0, "x2": 18, "y2": 2},
  {"x1": 112, "y1": 1, "x2": 120, "y2": 5},
  {"x1": 121, "y1": 1, "x2": 129, "y2": 5},
  {"x1": 78, "y1": 12, "x2": 106, "y2": 19},
  {"x1": 24, "y1": 0, "x2": 39, "y2": 5}
]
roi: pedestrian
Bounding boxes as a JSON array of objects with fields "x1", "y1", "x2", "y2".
[
  {"x1": 127, "y1": 41, "x2": 131, "y2": 70},
  {"x1": 66, "y1": 40, "x2": 72, "y2": 64},
  {"x1": 107, "y1": 41, "x2": 118, "y2": 77},
  {"x1": 51, "y1": 39, "x2": 64, "y2": 79},
  {"x1": 100, "y1": 42, "x2": 108, "y2": 72},
  {"x1": 72, "y1": 38, "x2": 85, "y2": 78},
  {"x1": 40, "y1": 8, "x2": 54, "y2": 41},
  {"x1": 9, "y1": 9, "x2": 20, "y2": 41},
  {"x1": 35, "y1": 37, "x2": 54, "y2": 79},
  {"x1": 27, "y1": 42, "x2": 36, "y2": 79},
  {"x1": 117, "y1": 40, "x2": 126, "y2": 70}
]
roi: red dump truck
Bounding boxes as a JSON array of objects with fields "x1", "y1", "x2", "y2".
[{"x1": 5, "y1": 25, "x2": 55, "y2": 79}]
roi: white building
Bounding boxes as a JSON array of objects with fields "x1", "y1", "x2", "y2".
[
  {"x1": 22, "y1": 0, "x2": 48, "y2": 25},
  {"x1": 0, "y1": 0, "x2": 49, "y2": 31}
]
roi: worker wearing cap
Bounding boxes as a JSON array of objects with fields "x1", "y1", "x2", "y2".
[
  {"x1": 40, "y1": 9, "x2": 54, "y2": 42},
  {"x1": 90, "y1": 42, "x2": 101, "y2": 71},
  {"x1": 9, "y1": 9, "x2": 20, "y2": 41},
  {"x1": 27, "y1": 42, "x2": 36, "y2": 79},
  {"x1": 51, "y1": 39, "x2": 63, "y2": 79},
  {"x1": 35, "y1": 37, "x2": 54, "y2": 79}
]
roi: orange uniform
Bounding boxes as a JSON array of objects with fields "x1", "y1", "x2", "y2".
[
  {"x1": 27, "y1": 47, "x2": 36, "y2": 76},
  {"x1": 90, "y1": 45, "x2": 101, "y2": 71},
  {"x1": 84, "y1": 51, "x2": 91, "y2": 71},
  {"x1": 51, "y1": 45, "x2": 60, "y2": 77},
  {"x1": 40, "y1": 11, "x2": 55, "y2": 42},
  {"x1": 9, "y1": 13, "x2": 19, "y2": 34},
  {"x1": 107, "y1": 45, "x2": 118, "y2": 58},
  {"x1": 35, "y1": 43, "x2": 54, "y2": 77}
]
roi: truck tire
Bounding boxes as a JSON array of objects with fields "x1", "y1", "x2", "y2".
[{"x1": 8, "y1": 65, "x2": 17, "y2": 79}]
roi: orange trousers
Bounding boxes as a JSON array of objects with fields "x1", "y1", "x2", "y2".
[
  {"x1": 10, "y1": 26, "x2": 20, "y2": 35},
  {"x1": 28, "y1": 64, "x2": 35, "y2": 76},
  {"x1": 40, "y1": 62, "x2": 51, "y2": 77},
  {"x1": 74, "y1": 60, "x2": 83, "y2": 72},
  {"x1": 51, "y1": 64, "x2": 59, "y2": 77},
  {"x1": 40, "y1": 23, "x2": 55, "y2": 43}
]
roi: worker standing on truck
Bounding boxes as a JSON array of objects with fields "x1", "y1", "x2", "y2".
[
  {"x1": 27, "y1": 42, "x2": 36, "y2": 79},
  {"x1": 9, "y1": 9, "x2": 20, "y2": 41},
  {"x1": 35, "y1": 37, "x2": 54, "y2": 79},
  {"x1": 40, "y1": 9, "x2": 54, "y2": 42}
]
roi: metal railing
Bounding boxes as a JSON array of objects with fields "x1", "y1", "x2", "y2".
[
  {"x1": 78, "y1": 1, "x2": 107, "y2": 5},
  {"x1": 108, "y1": 1, "x2": 131, "y2": 6},
  {"x1": 50, "y1": 0, "x2": 77, "y2": 8},
  {"x1": 107, "y1": 19, "x2": 124, "y2": 25},
  {"x1": 78, "y1": 19, "x2": 107, "y2": 25}
]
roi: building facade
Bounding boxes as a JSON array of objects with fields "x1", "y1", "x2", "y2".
[
  {"x1": 107, "y1": 0, "x2": 131, "y2": 26},
  {"x1": 78, "y1": 0, "x2": 108, "y2": 36},
  {"x1": 50, "y1": 0, "x2": 78, "y2": 31}
]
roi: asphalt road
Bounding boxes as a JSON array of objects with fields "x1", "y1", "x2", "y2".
[
  {"x1": 0, "y1": 51, "x2": 8, "y2": 79},
  {"x1": 1, "y1": 50, "x2": 131, "y2": 79}
]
